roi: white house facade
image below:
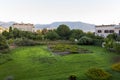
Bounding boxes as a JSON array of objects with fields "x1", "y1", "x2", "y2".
[
  {"x1": 95, "y1": 24, "x2": 120, "y2": 37},
  {"x1": 12, "y1": 23, "x2": 34, "y2": 32}
]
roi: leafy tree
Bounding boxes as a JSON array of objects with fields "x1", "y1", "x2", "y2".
[
  {"x1": 0, "y1": 35, "x2": 9, "y2": 50},
  {"x1": 57, "y1": 24, "x2": 70, "y2": 40},
  {"x1": 46, "y1": 31, "x2": 59, "y2": 40},
  {"x1": 9, "y1": 26, "x2": 13, "y2": 32},
  {"x1": 12, "y1": 28, "x2": 22, "y2": 38},
  {"x1": 70, "y1": 29, "x2": 84, "y2": 40},
  {"x1": 107, "y1": 33, "x2": 119, "y2": 41},
  {"x1": 2, "y1": 31, "x2": 9, "y2": 39},
  {"x1": 42, "y1": 28, "x2": 48, "y2": 35},
  {"x1": 104, "y1": 38, "x2": 114, "y2": 50},
  {"x1": 85, "y1": 32, "x2": 95, "y2": 38},
  {"x1": 113, "y1": 43, "x2": 120, "y2": 53}
]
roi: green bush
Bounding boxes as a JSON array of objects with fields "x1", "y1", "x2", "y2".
[
  {"x1": 7, "y1": 39, "x2": 14, "y2": 45},
  {"x1": 113, "y1": 43, "x2": 120, "y2": 53},
  {"x1": 78, "y1": 36, "x2": 93, "y2": 45},
  {"x1": 86, "y1": 68, "x2": 111, "y2": 80},
  {"x1": 104, "y1": 38, "x2": 114, "y2": 50},
  {"x1": 0, "y1": 35, "x2": 9, "y2": 50},
  {"x1": 112, "y1": 63, "x2": 120, "y2": 72},
  {"x1": 49, "y1": 44, "x2": 92, "y2": 54},
  {"x1": 14, "y1": 38, "x2": 37, "y2": 46},
  {"x1": 45, "y1": 31, "x2": 59, "y2": 40},
  {"x1": 93, "y1": 39, "x2": 103, "y2": 46}
]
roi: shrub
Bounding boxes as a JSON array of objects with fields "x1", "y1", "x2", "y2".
[
  {"x1": 69, "y1": 75, "x2": 77, "y2": 80},
  {"x1": 93, "y1": 39, "x2": 104, "y2": 46},
  {"x1": 14, "y1": 38, "x2": 37, "y2": 46},
  {"x1": 104, "y1": 38, "x2": 114, "y2": 51},
  {"x1": 7, "y1": 39, "x2": 14, "y2": 45},
  {"x1": 86, "y1": 68, "x2": 111, "y2": 80},
  {"x1": 113, "y1": 43, "x2": 120, "y2": 53},
  {"x1": 78, "y1": 36, "x2": 93, "y2": 45},
  {"x1": 0, "y1": 35, "x2": 9, "y2": 50},
  {"x1": 45, "y1": 31, "x2": 59, "y2": 40},
  {"x1": 112, "y1": 63, "x2": 120, "y2": 72},
  {"x1": 49, "y1": 44, "x2": 92, "y2": 55}
]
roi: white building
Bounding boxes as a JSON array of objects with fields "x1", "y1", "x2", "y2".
[
  {"x1": 12, "y1": 23, "x2": 34, "y2": 32},
  {"x1": 95, "y1": 24, "x2": 120, "y2": 37}
]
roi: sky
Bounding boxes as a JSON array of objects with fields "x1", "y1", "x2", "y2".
[{"x1": 0, "y1": 0, "x2": 120, "y2": 25}]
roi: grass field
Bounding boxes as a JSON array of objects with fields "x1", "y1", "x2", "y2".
[{"x1": 0, "y1": 45, "x2": 120, "y2": 80}]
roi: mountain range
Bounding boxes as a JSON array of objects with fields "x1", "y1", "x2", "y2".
[{"x1": 0, "y1": 21, "x2": 95, "y2": 32}]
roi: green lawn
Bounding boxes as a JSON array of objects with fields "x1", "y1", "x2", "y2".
[{"x1": 0, "y1": 45, "x2": 120, "y2": 80}]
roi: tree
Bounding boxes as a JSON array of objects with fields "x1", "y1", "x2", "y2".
[
  {"x1": 107, "y1": 33, "x2": 118, "y2": 41},
  {"x1": 104, "y1": 38, "x2": 114, "y2": 50},
  {"x1": 9, "y1": 26, "x2": 13, "y2": 32},
  {"x1": 85, "y1": 32, "x2": 95, "y2": 38},
  {"x1": 57, "y1": 24, "x2": 70, "y2": 40},
  {"x1": 46, "y1": 31, "x2": 59, "y2": 40},
  {"x1": 70, "y1": 29, "x2": 84, "y2": 40},
  {"x1": 0, "y1": 35, "x2": 9, "y2": 50},
  {"x1": 2, "y1": 31, "x2": 9, "y2": 39},
  {"x1": 42, "y1": 28, "x2": 48, "y2": 35}
]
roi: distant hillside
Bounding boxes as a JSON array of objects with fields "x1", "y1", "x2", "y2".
[
  {"x1": 35, "y1": 21, "x2": 95, "y2": 32},
  {"x1": 0, "y1": 21, "x2": 15, "y2": 28}
]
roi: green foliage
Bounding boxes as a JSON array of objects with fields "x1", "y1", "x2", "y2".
[
  {"x1": 107, "y1": 33, "x2": 118, "y2": 41},
  {"x1": 113, "y1": 42, "x2": 120, "y2": 53},
  {"x1": 42, "y1": 28, "x2": 48, "y2": 35},
  {"x1": 57, "y1": 24, "x2": 70, "y2": 40},
  {"x1": 78, "y1": 36, "x2": 93, "y2": 45},
  {"x1": 104, "y1": 38, "x2": 114, "y2": 50},
  {"x1": 70, "y1": 29, "x2": 84, "y2": 40},
  {"x1": 49, "y1": 44, "x2": 91, "y2": 54},
  {"x1": 93, "y1": 36, "x2": 104, "y2": 46},
  {"x1": 93, "y1": 39, "x2": 103, "y2": 46},
  {"x1": 7, "y1": 39, "x2": 14, "y2": 45},
  {"x1": 2, "y1": 31, "x2": 10, "y2": 39},
  {"x1": 14, "y1": 38, "x2": 38, "y2": 46},
  {"x1": 112, "y1": 63, "x2": 120, "y2": 72},
  {"x1": 9, "y1": 26, "x2": 13, "y2": 32},
  {"x1": 3, "y1": 28, "x2": 43, "y2": 40},
  {"x1": 86, "y1": 68, "x2": 111, "y2": 80},
  {"x1": 0, "y1": 35, "x2": 9, "y2": 50},
  {"x1": 85, "y1": 32, "x2": 95, "y2": 38},
  {"x1": 45, "y1": 31, "x2": 59, "y2": 40}
]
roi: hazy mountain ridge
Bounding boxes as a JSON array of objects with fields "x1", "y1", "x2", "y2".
[
  {"x1": 35, "y1": 21, "x2": 95, "y2": 32},
  {"x1": 0, "y1": 21, "x2": 95, "y2": 32},
  {"x1": 0, "y1": 21, "x2": 15, "y2": 28}
]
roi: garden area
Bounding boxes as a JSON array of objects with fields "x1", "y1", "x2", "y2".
[
  {"x1": 0, "y1": 45, "x2": 120, "y2": 80},
  {"x1": 0, "y1": 25, "x2": 120, "y2": 80}
]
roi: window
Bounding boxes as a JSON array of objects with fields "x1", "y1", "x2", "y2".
[
  {"x1": 119, "y1": 30, "x2": 120, "y2": 35},
  {"x1": 109, "y1": 30, "x2": 114, "y2": 33},
  {"x1": 104, "y1": 30, "x2": 109, "y2": 33},
  {"x1": 98, "y1": 30, "x2": 102, "y2": 33}
]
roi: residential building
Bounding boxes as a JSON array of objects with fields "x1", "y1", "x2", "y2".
[
  {"x1": 95, "y1": 24, "x2": 120, "y2": 37},
  {"x1": 12, "y1": 23, "x2": 34, "y2": 32},
  {"x1": 0, "y1": 26, "x2": 8, "y2": 33}
]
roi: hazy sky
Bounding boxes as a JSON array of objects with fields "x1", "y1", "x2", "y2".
[{"x1": 0, "y1": 0, "x2": 120, "y2": 24}]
